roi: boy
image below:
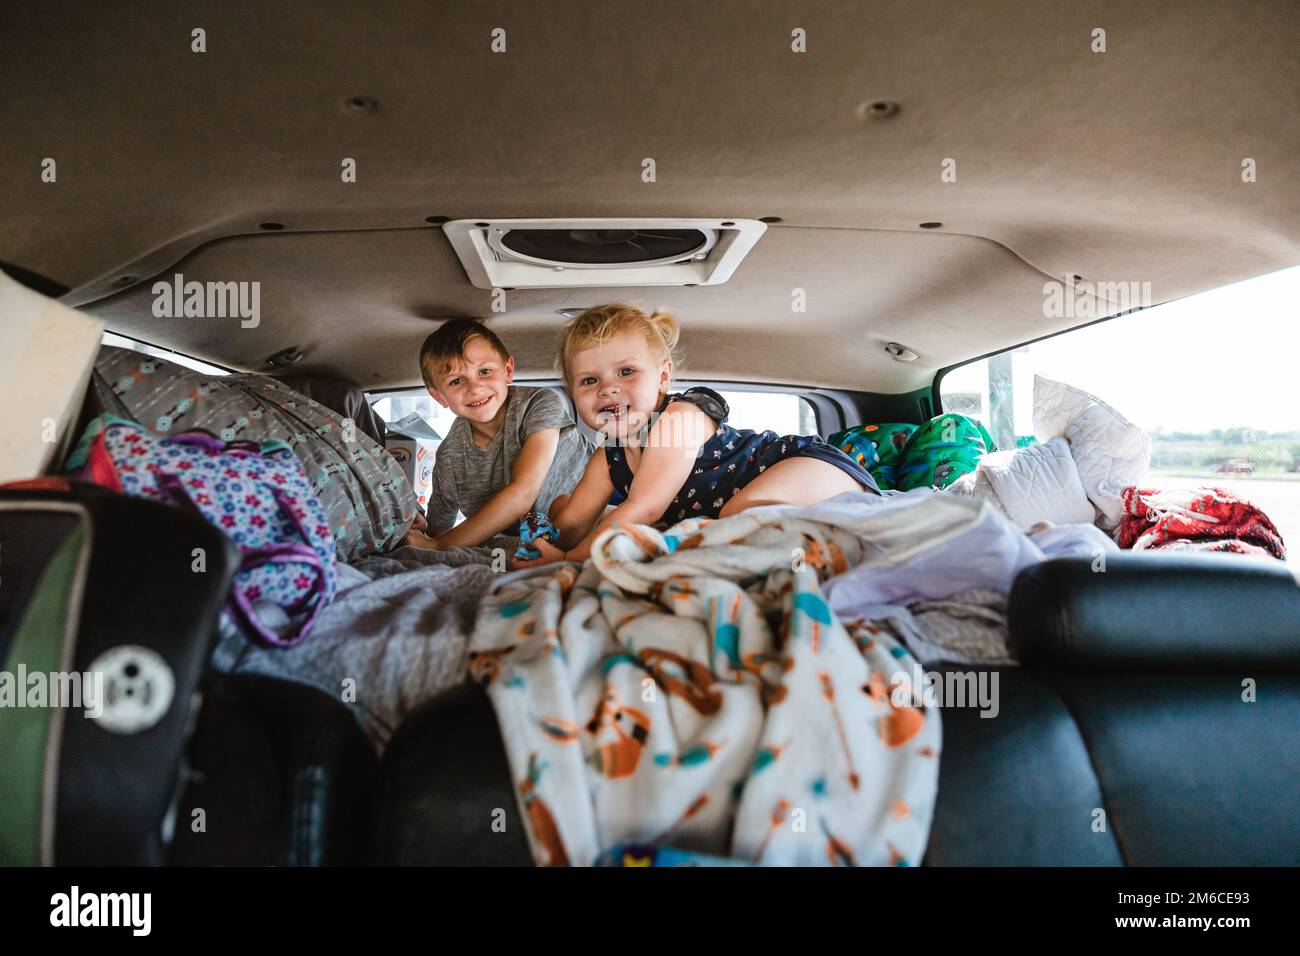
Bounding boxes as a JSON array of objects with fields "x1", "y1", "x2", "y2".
[{"x1": 403, "y1": 318, "x2": 591, "y2": 550}]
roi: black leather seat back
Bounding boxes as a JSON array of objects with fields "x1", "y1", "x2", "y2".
[
  {"x1": 922, "y1": 668, "x2": 1123, "y2": 866},
  {"x1": 169, "y1": 674, "x2": 378, "y2": 866},
  {"x1": 1003, "y1": 553, "x2": 1300, "y2": 865},
  {"x1": 1010, "y1": 553, "x2": 1300, "y2": 672},
  {"x1": 375, "y1": 682, "x2": 530, "y2": 865},
  {"x1": 1051, "y1": 674, "x2": 1300, "y2": 865}
]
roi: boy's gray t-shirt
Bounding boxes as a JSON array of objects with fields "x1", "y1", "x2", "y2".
[{"x1": 425, "y1": 385, "x2": 593, "y2": 534}]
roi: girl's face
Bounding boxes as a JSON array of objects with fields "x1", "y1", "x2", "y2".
[{"x1": 568, "y1": 330, "x2": 672, "y2": 442}]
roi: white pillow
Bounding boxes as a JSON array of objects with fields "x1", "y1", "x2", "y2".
[
  {"x1": 944, "y1": 467, "x2": 1009, "y2": 519},
  {"x1": 978, "y1": 436, "x2": 1097, "y2": 531},
  {"x1": 1033, "y1": 375, "x2": 1150, "y2": 530}
]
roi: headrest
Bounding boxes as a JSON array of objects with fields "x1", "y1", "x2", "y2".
[{"x1": 1009, "y1": 553, "x2": 1300, "y2": 672}]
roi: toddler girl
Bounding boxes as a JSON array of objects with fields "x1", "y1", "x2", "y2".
[{"x1": 515, "y1": 304, "x2": 880, "y2": 566}]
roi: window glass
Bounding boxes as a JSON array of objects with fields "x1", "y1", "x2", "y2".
[
  {"x1": 367, "y1": 384, "x2": 816, "y2": 527},
  {"x1": 369, "y1": 388, "x2": 458, "y2": 439},
  {"x1": 940, "y1": 265, "x2": 1300, "y2": 560},
  {"x1": 703, "y1": 389, "x2": 817, "y2": 437},
  {"x1": 368, "y1": 386, "x2": 817, "y2": 440}
]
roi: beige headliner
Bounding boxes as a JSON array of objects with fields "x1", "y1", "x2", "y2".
[{"x1": 3, "y1": 0, "x2": 1298, "y2": 391}]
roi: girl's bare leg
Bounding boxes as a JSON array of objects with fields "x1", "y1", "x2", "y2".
[{"x1": 718, "y1": 457, "x2": 866, "y2": 517}]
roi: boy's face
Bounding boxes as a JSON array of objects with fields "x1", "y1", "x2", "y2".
[
  {"x1": 429, "y1": 337, "x2": 515, "y2": 425},
  {"x1": 568, "y1": 331, "x2": 671, "y2": 443}
]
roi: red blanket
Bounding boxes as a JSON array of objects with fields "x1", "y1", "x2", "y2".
[{"x1": 1116, "y1": 486, "x2": 1286, "y2": 560}]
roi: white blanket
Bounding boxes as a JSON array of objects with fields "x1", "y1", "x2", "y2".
[
  {"x1": 821, "y1": 490, "x2": 1116, "y2": 665},
  {"x1": 468, "y1": 495, "x2": 980, "y2": 866}
]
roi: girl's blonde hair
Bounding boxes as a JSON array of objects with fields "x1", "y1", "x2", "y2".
[{"x1": 557, "y1": 303, "x2": 680, "y2": 383}]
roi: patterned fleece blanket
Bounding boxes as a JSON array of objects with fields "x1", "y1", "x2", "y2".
[
  {"x1": 468, "y1": 494, "x2": 990, "y2": 866},
  {"x1": 1116, "y1": 486, "x2": 1286, "y2": 560}
]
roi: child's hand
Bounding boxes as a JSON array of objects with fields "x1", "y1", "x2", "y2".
[
  {"x1": 403, "y1": 527, "x2": 442, "y2": 550},
  {"x1": 509, "y1": 537, "x2": 568, "y2": 570}
]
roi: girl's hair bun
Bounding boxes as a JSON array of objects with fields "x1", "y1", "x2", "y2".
[{"x1": 645, "y1": 309, "x2": 680, "y2": 353}]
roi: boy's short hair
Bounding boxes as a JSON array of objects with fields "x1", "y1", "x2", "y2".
[{"x1": 419, "y1": 319, "x2": 510, "y2": 390}]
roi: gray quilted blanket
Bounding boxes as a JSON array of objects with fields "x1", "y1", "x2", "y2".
[{"x1": 211, "y1": 545, "x2": 498, "y2": 749}]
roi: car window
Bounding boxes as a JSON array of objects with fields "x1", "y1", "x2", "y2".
[
  {"x1": 696, "y1": 389, "x2": 816, "y2": 437},
  {"x1": 940, "y1": 265, "x2": 1300, "y2": 561},
  {"x1": 368, "y1": 385, "x2": 816, "y2": 439},
  {"x1": 369, "y1": 389, "x2": 459, "y2": 439}
]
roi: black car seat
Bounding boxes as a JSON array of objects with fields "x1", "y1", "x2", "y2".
[
  {"x1": 169, "y1": 673, "x2": 377, "y2": 866},
  {"x1": 926, "y1": 552, "x2": 1300, "y2": 864},
  {"x1": 0, "y1": 483, "x2": 238, "y2": 865},
  {"x1": 374, "y1": 682, "x2": 530, "y2": 865},
  {"x1": 0, "y1": 481, "x2": 379, "y2": 866}
]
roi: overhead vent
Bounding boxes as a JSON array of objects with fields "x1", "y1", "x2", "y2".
[{"x1": 443, "y1": 218, "x2": 766, "y2": 289}]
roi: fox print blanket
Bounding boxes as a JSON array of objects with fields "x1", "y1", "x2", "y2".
[{"x1": 468, "y1": 495, "x2": 979, "y2": 866}]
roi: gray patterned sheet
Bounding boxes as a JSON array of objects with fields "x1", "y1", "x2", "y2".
[{"x1": 210, "y1": 544, "x2": 504, "y2": 750}]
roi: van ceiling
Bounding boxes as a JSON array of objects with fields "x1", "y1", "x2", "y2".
[{"x1": 3, "y1": 0, "x2": 1298, "y2": 391}]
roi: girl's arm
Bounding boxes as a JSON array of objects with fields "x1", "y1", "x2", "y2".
[
  {"x1": 551, "y1": 450, "x2": 616, "y2": 550},
  {"x1": 559, "y1": 402, "x2": 715, "y2": 562},
  {"x1": 510, "y1": 450, "x2": 614, "y2": 569}
]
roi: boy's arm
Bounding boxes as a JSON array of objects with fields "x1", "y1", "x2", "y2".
[
  {"x1": 433, "y1": 426, "x2": 562, "y2": 549},
  {"x1": 402, "y1": 459, "x2": 459, "y2": 548},
  {"x1": 424, "y1": 466, "x2": 459, "y2": 535}
]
